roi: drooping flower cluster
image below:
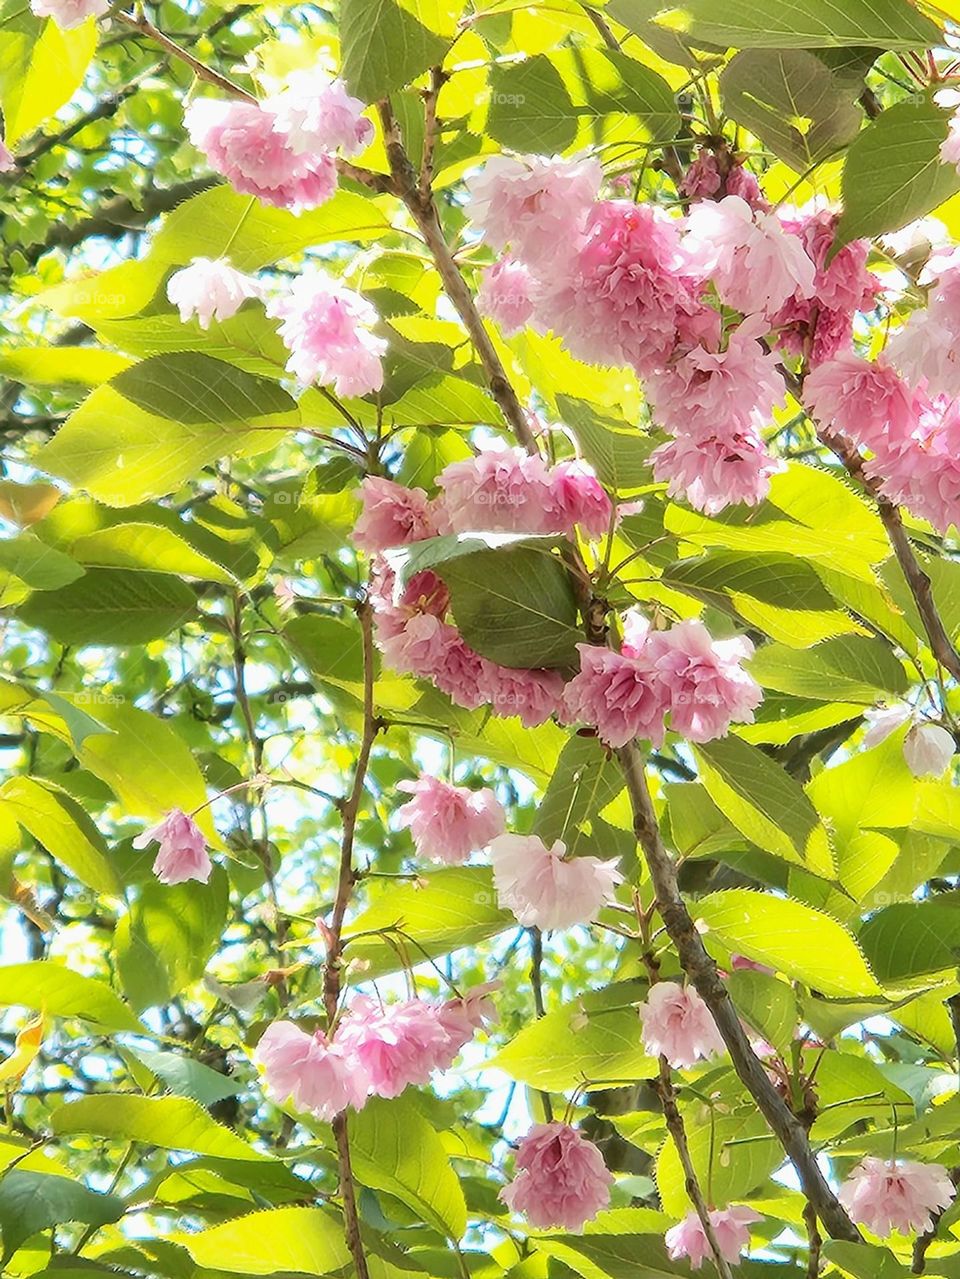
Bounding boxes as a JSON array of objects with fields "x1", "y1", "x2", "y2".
[
  {"x1": 397, "y1": 774, "x2": 506, "y2": 864},
  {"x1": 665, "y1": 1205, "x2": 762, "y2": 1269},
  {"x1": 489, "y1": 833, "x2": 621, "y2": 930},
  {"x1": 679, "y1": 149, "x2": 766, "y2": 209},
  {"x1": 256, "y1": 986, "x2": 495, "y2": 1118},
  {"x1": 563, "y1": 616, "x2": 762, "y2": 749},
  {"x1": 359, "y1": 459, "x2": 609, "y2": 728},
  {"x1": 637, "y1": 981, "x2": 725, "y2": 1069},
  {"x1": 166, "y1": 258, "x2": 261, "y2": 330},
  {"x1": 185, "y1": 66, "x2": 371, "y2": 214},
  {"x1": 839, "y1": 1158, "x2": 956, "y2": 1236},
  {"x1": 29, "y1": 0, "x2": 108, "y2": 27},
  {"x1": 134, "y1": 808, "x2": 212, "y2": 885},
  {"x1": 500, "y1": 1122, "x2": 613, "y2": 1230},
  {"x1": 267, "y1": 268, "x2": 386, "y2": 396}
]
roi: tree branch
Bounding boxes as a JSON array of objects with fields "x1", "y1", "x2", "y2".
[
  {"x1": 322, "y1": 596, "x2": 379, "y2": 1279},
  {"x1": 615, "y1": 745, "x2": 861, "y2": 1243}
]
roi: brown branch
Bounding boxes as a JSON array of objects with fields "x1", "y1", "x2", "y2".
[
  {"x1": 583, "y1": 5, "x2": 621, "y2": 51},
  {"x1": 419, "y1": 67, "x2": 447, "y2": 199},
  {"x1": 615, "y1": 745, "x2": 861, "y2": 1244},
  {"x1": 804, "y1": 1198, "x2": 822, "y2": 1279},
  {"x1": 116, "y1": 11, "x2": 257, "y2": 100},
  {"x1": 322, "y1": 597, "x2": 379, "y2": 1279},
  {"x1": 817, "y1": 425, "x2": 960, "y2": 682},
  {"x1": 376, "y1": 100, "x2": 538, "y2": 453},
  {"x1": 657, "y1": 1061, "x2": 734, "y2": 1279}
]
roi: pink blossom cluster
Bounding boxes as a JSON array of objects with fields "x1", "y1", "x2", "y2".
[
  {"x1": 638, "y1": 981, "x2": 725, "y2": 1069},
  {"x1": 185, "y1": 66, "x2": 371, "y2": 213},
  {"x1": 562, "y1": 616, "x2": 762, "y2": 749},
  {"x1": 167, "y1": 258, "x2": 261, "y2": 330},
  {"x1": 806, "y1": 352, "x2": 960, "y2": 535},
  {"x1": 268, "y1": 269, "x2": 386, "y2": 396},
  {"x1": 467, "y1": 154, "x2": 880, "y2": 515},
  {"x1": 29, "y1": 0, "x2": 108, "y2": 27},
  {"x1": 839, "y1": 1157, "x2": 956, "y2": 1236},
  {"x1": 665, "y1": 1205, "x2": 761, "y2": 1269},
  {"x1": 500, "y1": 1122, "x2": 614, "y2": 1230},
  {"x1": 256, "y1": 985, "x2": 496, "y2": 1118},
  {"x1": 397, "y1": 774, "x2": 506, "y2": 864},
  {"x1": 489, "y1": 833, "x2": 621, "y2": 930},
  {"x1": 134, "y1": 808, "x2": 212, "y2": 885}
]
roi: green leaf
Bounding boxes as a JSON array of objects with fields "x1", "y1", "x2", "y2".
[
  {"x1": 17, "y1": 568, "x2": 196, "y2": 646},
  {"x1": 694, "y1": 889, "x2": 881, "y2": 996},
  {"x1": 727, "y1": 969, "x2": 798, "y2": 1056},
  {"x1": 441, "y1": 545, "x2": 580, "y2": 669},
  {"x1": 126, "y1": 1047, "x2": 242, "y2": 1106},
  {"x1": 693, "y1": 737, "x2": 834, "y2": 877},
  {"x1": 114, "y1": 868, "x2": 229, "y2": 1011},
  {"x1": 0, "y1": 345, "x2": 131, "y2": 387},
  {"x1": 342, "y1": 867, "x2": 513, "y2": 977},
  {"x1": 0, "y1": 961, "x2": 142, "y2": 1032},
  {"x1": 533, "y1": 735, "x2": 625, "y2": 850},
  {"x1": 111, "y1": 352, "x2": 294, "y2": 424},
  {"x1": 0, "y1": 777, "x2": 117, "y2": 895},
  {"x1": 0, "y1": 1171, "x2": 123, "y2": 1265},
  {"x1": 0, "y1": 12, "x2": 96, "y2": 145},
  {"x1": 720, "y1": 48, "x2": 862, "y2": 172},
  {"x1": 492, "y1": 981, "x2": 656, "y2": 1090},
  {"x1": 822, "y1": 1241, "x2": 910, "y2": 1279},
  {"x1": 0, "y1": 533, "x2": 85, "y2": 600},
  {"x1": 858, "y1": 897, "x2": 960, "y2": 985},
  {"x1": 747, "y1": 635, "x2": 908, "y2": 703},
  {"x1": 534, "y1": 1232, "x2": 779, "y2": 1279},
  {"x1": 649, "y1": 0, "x2": 940, "y2": 49},
  {"x1": 835, "y1": 98, "x2": 960, "y2": 249},
  {"x1": 558, "y1": 396, "x2": 654, "y2": 491},
  {"x1": 662, "y1": 552, "x2": 862, "y2": 648},
  {"x1": 348, "y1": 1096, "x2": 467, "y2": 1239},
  {"x1": 340, "y1": 0, "x2": 450, "y2": 100},
  {"x1": 487, "y1": 47, "x2": 680, "y2": 153},
  {"x1": 51, "y1": 1095, "x2": 270, "y2": 1161},
  {"x1": 71, "y1": 523, "x2": 236, "y2": 583},
  {"x1": 807, "y1": 732, "x2": 916, "y2": 897},
  {"x1": 169, "y1": 1206, "x2": 351, "y2": 1275}
]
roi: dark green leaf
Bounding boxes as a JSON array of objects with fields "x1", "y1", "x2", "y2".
[{"x1": 0, "y1": 1172, "x2": 123, "y2": 1264}]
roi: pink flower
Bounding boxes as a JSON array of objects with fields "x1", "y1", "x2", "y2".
[
  {"x1": 354, "y1": 478, "x2": 439, "y2": 553},
  {"x1": 133, "y1": 808, "x2": 212, "y2": 886},
  {"x1": 682, "y1": 195, "x2": 816, "y2": 318},
  {"x1": 868, "y1": 394, "x2": 960, "y2": 534},
  {"x1": 886, "y1": 253, "x2": 960, "y2": 399},
  {"x1": 268, "y1": 269, "x2": 386, "y2": 395},
  {"x1": 166, "y1": 258, "x2": 261, "y2": 330},
  {"x1": 29, "y1": 0, "x2": 107, "y2": 25},
  {"x1": 489, "y1": 833, "x2": 621, "y2": 931},
  {"x1": 465, "y1": 153, "x2": 601, "y2": 266},
  {"x1": 337, "y1": 996, "x2": 451, "y2": 1098},
  {"x1": 771, "y1": 207, "x2": 878, "y2": 364},
  {"x1": 479, "y1": 662, "x2": 565, "y2": 728},
  {"x1": 437, "y1": 445, "x2": 555, "y2": 534},
  {"x1": 637, "y1": 981, "x2": 725, "y2": 1069},
  {"x1": 397, "y1": 774, "x2": 505, "y2": 864},
  {"x1": 477, "y1": 257, "x2": 536, "y2": 336},
  {"x1": 378, "y1": 612, "x2": 451, "y2": 677},
  {"x1": 266, "y1": 66, "x2": 373, "y2": 157},
  {"x1": 255, "y1": 1021, "x2": 368, "y2": 1118},
  {"x1": 941, "y1": 113, "x2": 960, "y2": 171},
  {"x1": 500, "y1": 1123, "x2": 613, "y2": 1230},
  {"x1": 369, "y1": 562, "x2": 450, "y2": 641},
  {"x1": 644, "y1": 620, "x2": 763, "y2": 743},
  {"x1": 0, "y1": 140, "x2": 15, "y2": 172},
  {"x1": 680, "y1": 152, "x2": 765, "y2": 209},
  {"x1": 561, "y1": 643, "x2": 668, "y2": 749},
  {"x1": 436, "y1": 981, "x2": 500, "y2": 1050},
  {"x1": 665, "y1": 1206, "x2": 762, "y2": 1268},
  {"x1": 537, "y1": 200, "x2": 706, "y2": 375},
  {"x1": 839, "y1": 1158, "x2": 956, "y2": 1235},
  {"x1": 548, "y1": 459, "x2": 613, "y2": 540},
  {"x1": 903, "y1": 723, "x2": 955, "y2": 777},
  {"x1": 862, "y1": 702, "x2": 913, "y2": 748},
  {"x1": 646, "y1": 317, "x2": 786, "y2": 440},
  {"x1": 804, "y1": 353, "x2": 919, "y2": 453},
  {"x1": 429, "y1": 626, "x2": 489, "y2": 710},
  {"x1": 185, "y1": 99, "x2": 337, "y2": 212},
  {"x1": 651, "y1": 428, "x2": 782, "y2": 515}
]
